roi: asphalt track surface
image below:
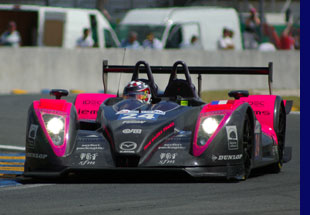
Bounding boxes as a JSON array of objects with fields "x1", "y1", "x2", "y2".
[{"x1": 0, "y1": 95, "x2": 300, "y2": 215}]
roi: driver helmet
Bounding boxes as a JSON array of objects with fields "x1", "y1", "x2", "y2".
[{"x1": 123, "y1": 80, "x2": 151, "y2": 104}]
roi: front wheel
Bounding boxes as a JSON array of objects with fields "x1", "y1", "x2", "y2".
[
  {"x1": 242, "y1": 113, "x2": 254, "y2": 180},
  {"x1": 268, "y1": 101, "x2": 286, "y2": 173}
]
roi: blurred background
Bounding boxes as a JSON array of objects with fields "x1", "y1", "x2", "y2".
[
  {"x1": 0, "y1": 0, "x2": 300, "y2": 50},
  {"x1": 0, "y1": 0, "x2": 300, "y2": 108}
]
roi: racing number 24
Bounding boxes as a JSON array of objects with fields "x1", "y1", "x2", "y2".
[{"x1": 120, "y1": 113, "x2": 156, "y2": 120}]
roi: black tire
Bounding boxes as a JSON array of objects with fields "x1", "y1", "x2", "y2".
[
  {"x1": 269, "y1": 101, "x2": 286, "y2": 173},
  {"x1": 242, "y1": 113, "x2": 254, "y2": 180}
]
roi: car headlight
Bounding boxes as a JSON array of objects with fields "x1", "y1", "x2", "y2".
[
  {"x1": 202, "y1": 117, "x2": 219, "y2": 135},
  {"x1": 46, "y1": 117, "x2": 64, "y2": 135},
  {"x1": 43, "y1": 114, "x2": 65, "y2": 146},
  {"x1": 197, "y1": 115, "x2": 224, "y2": 146}
]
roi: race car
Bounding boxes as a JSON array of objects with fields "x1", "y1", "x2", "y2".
[{"x1": 24, "y1": 60, "x2": 292, "y2": 181}]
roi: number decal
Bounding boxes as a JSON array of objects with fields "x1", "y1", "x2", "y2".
[
  {"x1": 138, "y1": 113, "x2": 155, "y2": 120},
  {"x1": 119, "y1": 113, "x2": 156, "y2": 120},
  {"x1": 121, "y1": 113, "x2": 138, "y2": 119}
]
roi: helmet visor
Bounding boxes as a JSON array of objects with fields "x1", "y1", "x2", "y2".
[{"x1": 123, "y1": 91, "x2": 149, "y2": 102}]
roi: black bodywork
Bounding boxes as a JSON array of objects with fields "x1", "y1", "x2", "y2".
[{"x1": 24, "y1": 60, "x2": 292, "y2": 181}]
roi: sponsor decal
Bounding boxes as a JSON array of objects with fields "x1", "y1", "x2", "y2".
[
  {"x1": 212, "y1": 154, "x2": 218, "y2": 162},
  {"x1": 170, "y1": 137, "x2": 191, "y2": 141},
  {"x1": 211, "y1": 100, "x2": 234, "y2": 105},
  {"x1": 82, "y1": 100, "x2": 104, "y2": 106},
  {"x1": 76, "y1": 143, "x2": 104, "y2": 150},
  {"x1": 226, "y1": 125, "x2": 238, "y2": 150},
  {"x1": 119, "y1": 141, "x2": 137, "y2": 153},
  {"x1": 159, "y1": 152, "x2": 178, "y2": 165},
  {"x1": 211, "y1": 154, "x2": 242, "y2": 161},
  {"x1": 122, "y1": 129, "x2": 142, "y2": 134},
  {"x1": 243, "y1": 101, "x2": 264, "y2": 107},
  {"x1": 122, "y1": 120, "x2": 146, "y2": 124},
  {"x1": 27, "y1": 124, "x2": 38, "y2": 148},
  {"x1": 77, "y1": 137, "x2": 102, "y2": 142},
  {"x1": 26, "y1": 153, "x2": 48, "y2": 159},
  {"x1": 40, "y1": 109, "x2": 66, "y2": 115},
  {"x1": 158, "y1": 143, "x2": 186, "y2": 150},
  {"x1": 79, "y1": 153, "x2": 98, "y2": 166},
  {"x1": 78, "y1": 109, "x2": 98, "y2": 115},
  {"x1": 28, "y1": 124, "x2": 38, "y2": 140},
  {"x1": 117, "y1": 110, "x2": 166, "y2": 120},
  {"x1": 144, "y1": 122, "x2": 175, "y2": 150}
]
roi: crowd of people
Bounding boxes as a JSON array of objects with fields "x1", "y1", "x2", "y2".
[{"x1": 0, "y1": 6, "x2": 300, "y2": 51}]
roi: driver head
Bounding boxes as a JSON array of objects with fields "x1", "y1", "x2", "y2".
[{"x1": 123, "y1": 80, "x2": 151, "y2": 104}]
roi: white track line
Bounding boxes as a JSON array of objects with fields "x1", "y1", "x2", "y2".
[
  {"x1": 0, "y1": 184, "x2": 53, "y2": 191},
  {"x1": 290, "y1": 112, "x2": 300, "y2": 115},
  {"x1": 0, "y1": 145, "x2": 25, "y2": 152}
]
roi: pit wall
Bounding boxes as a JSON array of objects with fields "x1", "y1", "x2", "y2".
[{"x1": 0, "y1": 48, "x2": 300, "y2": 94}]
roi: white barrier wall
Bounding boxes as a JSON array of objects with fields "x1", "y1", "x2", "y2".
[{"x1": 0, "y1": 48, "x2": 300, "y2": 94}]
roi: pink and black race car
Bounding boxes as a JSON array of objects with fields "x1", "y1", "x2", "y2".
[{"x1": 24, "y1": 60, "x2": 292, "y2": 181}]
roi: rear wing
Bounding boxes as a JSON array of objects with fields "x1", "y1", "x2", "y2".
[{"x1": 102, "y1": 60, "x2": 273, "y2": 96}]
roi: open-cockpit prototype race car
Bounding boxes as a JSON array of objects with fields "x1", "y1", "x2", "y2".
[{"x1": 24, "y1": 60, "x2": 292, "y2": 181}]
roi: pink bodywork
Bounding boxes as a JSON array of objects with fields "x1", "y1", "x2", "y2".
[
  {"x1": 33, "y1": 99, "x2": 72, "y2": 157},
  {"x1": 33, "y1": 94, "x2": 116, "y2": 157},
  {"x1": 193, "y1": 101, "x2": 235, "y2": 157},
  {"x1": 239, "y1": 95, "x2": 278, "y2": 144},
  {"x1": 193, "y1": 95, "x2": 279, "y2": 157},
  {"x1": 74, "y1": 93, "x2": 116, "y2": 120}
]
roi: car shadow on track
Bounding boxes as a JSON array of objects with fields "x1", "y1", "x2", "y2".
[{"x1": 16, "y1": 172, "x2": 239, "y2": 184}]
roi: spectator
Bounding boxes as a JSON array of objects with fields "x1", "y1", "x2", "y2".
[
  {"x1": 0, "y1": 21, "x2": 21, "y2": 47},
  {"x1": 293, "y1": 28, "x2": 300, "y2": 50},
  {"x1": 181, "y1": 35, "x2": 202, "y2": 49},
  {"x1": 243, "y1": 7, "x2": 261, "y2": 49},
  {"x1": 120, "y1": 31, "x2": 141, "y2": 49},
  {"x1": 280, "y1": 23, "x2": 295, "y2": 50},
  {"x1": 218, "y1": 27, "x2": 235, "y2": 50},
  {"x1": 142, "y1": 32, "x2": 163, "y2": 50},
  {"x1": 76, "y1": 28, "x2": 94, "y2": 47}
]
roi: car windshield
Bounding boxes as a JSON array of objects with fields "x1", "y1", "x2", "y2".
[
  {"x1": 116, "y1": 25, "x2": 165, "y2": 44},
  {"x1": 113, "y1": 99, "x2": 145, "y2": 112},
  {"x1": 151, "y1": 101, "x2": 180, "y2": 112}
]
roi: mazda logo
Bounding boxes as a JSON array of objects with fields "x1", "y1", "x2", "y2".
[{"x1": 120, "y1": 142, "x2": 137, "y2": 151}]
